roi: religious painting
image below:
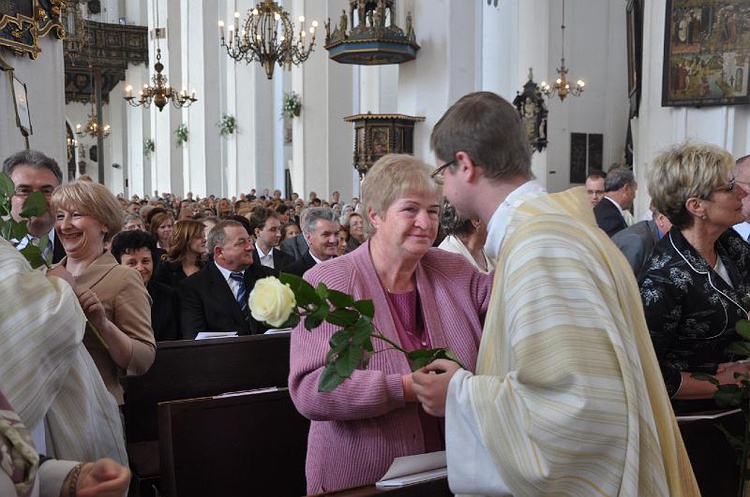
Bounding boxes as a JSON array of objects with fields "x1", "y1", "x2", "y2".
[
  {"x1": 371, "y1": 127, "x2": 389, "y2": 157},
  {"x1": 11, "y1": 73, "x2": 32, "y2": 136},
  {"x1": 662, "y1": 0, "x2": 750, "y2": 107},
  {"x1": 0, "y1": 0, "x2": 66, "y2": 59},
  {"x1": 512, "y1": 72, "x2": 548, "y2": 153}
]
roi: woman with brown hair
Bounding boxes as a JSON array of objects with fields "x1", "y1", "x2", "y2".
[{"x1": 152, "y1": 219, "x2": 206, "y2": 289}]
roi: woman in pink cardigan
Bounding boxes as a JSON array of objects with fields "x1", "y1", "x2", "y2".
[{"x1": 289, "y1": 154, "x2": 493, "y2": 493}]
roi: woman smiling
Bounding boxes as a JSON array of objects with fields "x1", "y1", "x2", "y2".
[{"x1": 51, "y1": 181, "x2": 155, "y2": 405}]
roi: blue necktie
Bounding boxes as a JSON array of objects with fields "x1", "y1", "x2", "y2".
[{"x1": 230, "y1": 272, "x2": 248, "y2": 315}]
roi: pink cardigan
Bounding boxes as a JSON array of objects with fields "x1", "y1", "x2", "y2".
[{"x1": 289, "y1": 241, "x2": 492, "y2": 493}]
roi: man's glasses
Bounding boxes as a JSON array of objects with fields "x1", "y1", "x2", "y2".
[
  {"x1": 431, "y1": 159, "x2": 457, "y2": 181},
  {"x1": 14, "y1": 186, "x2": 55, "y2": 197}
]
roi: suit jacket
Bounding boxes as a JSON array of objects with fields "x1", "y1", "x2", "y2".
[
  {"x1": 594, "y1": 197, "x2": 628, "y2": 237},
  {"x1": 283, "y1": 250, "x2": 317, "y2": 277},
  {"x1": 280, "y1": 233, "x2": 308, "y2": 260},
  {"x1": 147, "y1": 279, "x2": 181, "y2": 341},
  {"x1": 179, "y1": 262, "x2": 277, "y2": 339},
  {"x1": 51, "y1": 232, "x2": 66, "y2": 264},
  {"x1": 611, "y1": 220, "x2": 661, "y2": 278},
  {"x1": 252, "y1": 247, "x2": 295, "y2": 271}
]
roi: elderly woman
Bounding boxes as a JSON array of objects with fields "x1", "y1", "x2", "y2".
[
  {"x1": 640, "y1": 142, "x2": 750, "y2": 413},
  {"x1": 289, "y1": 154, "x2": 492, "y2": 493},
  {"x1": 438, "y1": 199, "x2": 494, "y2": 274},
  {"x1": 52, "y1": 181, "x2": 156, "y2": 405}
]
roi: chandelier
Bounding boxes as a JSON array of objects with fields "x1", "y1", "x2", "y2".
[
  {"x1": 76, "y1": 101, "x2": 110, "y2": 139},
  {"x1": 219, "y1": 1, "x2": 318, "y2": 79},
  {"x1": 124, "y1": 48, "x2": 197, "y2": 112},
  {"x1": 541, "y1": 0, "x2": 585, "y2": 101}
]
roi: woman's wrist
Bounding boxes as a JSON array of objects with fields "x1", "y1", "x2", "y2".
[{"x1": 62, "y1": 462, "x2": 86, "y2": 497}]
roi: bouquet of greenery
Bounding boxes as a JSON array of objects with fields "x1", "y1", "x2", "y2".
[
  {"x1": 282, "y1": 92, "x2": 302, "y2": 119},
  {"x1": 249, "y1": 273, "x2": 463, "y2": 392},
  {"x1": 692, "y1": 310, "x2": 750, "y2": 496}
]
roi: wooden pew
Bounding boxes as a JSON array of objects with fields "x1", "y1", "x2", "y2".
[
  {"x1": 123, "y1": 334, "x2": 292, "y2": 496},
  {"x1": 158, "y1": 388, "x2": 309, "y2": 497}
]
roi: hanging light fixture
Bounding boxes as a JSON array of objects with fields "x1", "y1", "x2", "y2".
[
  {"x1": 541, "y1": 0, "x2": 585, "y2": 101},
  {"x1": 75, "y1": 101, "x2": 111, "y2": 138},
  {"x1": 219, "y1": 0, "x2": 318, "y2": 79},
  {"x1": 124, "y1": 1, "x2": 197, "y2": 111},
  {"x1": 124, "y1": 48, "x2": 197, "y2": 111}
]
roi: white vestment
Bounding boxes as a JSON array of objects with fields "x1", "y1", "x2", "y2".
[{"x1": 445, "y1": 185, "x2": 698, "y2": 497}]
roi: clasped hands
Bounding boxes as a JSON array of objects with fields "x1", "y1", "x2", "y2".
[{"x1": 405, "y1": 359, "x2": 463, "y2": 417}]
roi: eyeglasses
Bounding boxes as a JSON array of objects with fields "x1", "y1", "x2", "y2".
[
  {"x1": 14, "y1": 186, "x2": 55, "y2": 197},
  {"x1": 431, "y1": 159, "x2": 457, "y2": 181},
  {"x1": 701, "y1": 178, "x2": 737, "y2": 199}
]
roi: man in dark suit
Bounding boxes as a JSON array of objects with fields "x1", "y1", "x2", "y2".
[
  {"x1": 285, "y1": 207, "x2": 340, "y2": 277},
  {"x1": 611, "y1": 208, "x2": 672, "y2": 278},
  {"x1": 594, "y1": 166, "x2": 637, "y2": 237},
  {"x1": 180, "y1": 220, "x2": 276, "y2": 339},
  {"x1": 248, "y1": 207, "x2": 294, "y2": 271},
  {"x1": 3, "y1": 150, "x2": 66, "y2": 263}
]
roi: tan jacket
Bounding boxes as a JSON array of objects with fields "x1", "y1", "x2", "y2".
[{"x1": 63, "y1": 251, "x2": 155, "y2": 404}]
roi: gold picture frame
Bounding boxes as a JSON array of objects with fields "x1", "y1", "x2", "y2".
[
  {"x1": 0, "y1": 0, "x2": 66, "y2": 60},
  {"x1": 11, "y1": 73, "x2": 32, "y2": 136}
]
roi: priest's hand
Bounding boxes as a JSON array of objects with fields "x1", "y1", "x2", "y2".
[
  {"x1": 67, "y1": 458, "x2": 130, "y2": 497},
  {"x1": 412, "y1": 359, "x2": 461, "y2": 417}
]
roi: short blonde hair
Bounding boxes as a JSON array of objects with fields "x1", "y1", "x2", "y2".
[
  {"x1": 51, "y1": 181, "x2": 124, "y2": 243},
  {"x1": 360, "y1": 154, "x2": 442, "y2": 236},
  {"x1": 648, "y1": 141, "x2": 734, "y2": 229}
]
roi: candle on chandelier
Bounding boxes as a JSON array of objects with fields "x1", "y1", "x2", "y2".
[
  {"x1": 219, "y1": 20, "x2": 225, "y2": 40},
  {"x1": 125, "y1": 85, "x2": 133, "y2": 98}
]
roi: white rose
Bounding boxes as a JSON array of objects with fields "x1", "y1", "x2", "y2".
[{"x1": 249, "y1": 276, "x2": 296, "y2": 327}]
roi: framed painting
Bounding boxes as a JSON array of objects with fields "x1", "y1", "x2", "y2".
[
  {"x1": 11, "y1": 73, "x2": 32, "y2": 136},
  {"x1": 626, "y1": 0, "x2": 643, "y2": 117},
  {"x1": 662, "y1": 0, "x2": 750, "y2": 107}
]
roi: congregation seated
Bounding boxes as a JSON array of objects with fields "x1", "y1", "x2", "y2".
[
  {"x1": 148, "y1": 210, "x2": 173, "y2": 254},
  {"x1": 51, "y1": 180, "x2": 156, "y2": 407},
  {"x1": 179, "y1": 220, "x2": 276, "y2": 339},
  {"x1": 247, "y1": 207, "x2": 294, "y2": 271},
  {"x1": 111, "y1": 230, "x2": 182, "y2": 342},
  {"x1": 284, "y1": 206, "x2": 340, "y2": 277}
]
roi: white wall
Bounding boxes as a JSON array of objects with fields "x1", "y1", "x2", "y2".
[
  {"x1": 633, "y1": 0, "x2": 750, "y2": 218},
  {"x1": 0, "y1": 39, "x2": 66, "y2": 173}
]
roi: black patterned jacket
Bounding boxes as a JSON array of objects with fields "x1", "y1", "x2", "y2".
[{"x1": 639, "y1": 228, "x2": 750, "y2": 413}]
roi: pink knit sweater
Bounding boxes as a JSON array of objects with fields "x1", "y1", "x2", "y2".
[{"x1": 289, "y1": 241, "x2": 492, "y2": 493}]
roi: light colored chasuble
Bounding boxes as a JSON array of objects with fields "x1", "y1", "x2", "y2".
[
  {"x1": 445, "y1": 186, "x2": 699, "y2": 497},
  {"x1": 0, "y1": 239, "x2": 127, "y2": 465}
]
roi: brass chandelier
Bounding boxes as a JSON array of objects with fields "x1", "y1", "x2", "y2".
[
  {"x1": 541, "y1": 0, "x2": 585, "y2": 101},
  {"x1": 219, "y1": 0, "x2": 318, "y2": 79},
  {"x1": 124, "y1": 48, "x2": 197, "y2": 112},
  {"x1": 76, "y1": 101, "x2": 110, "y2": 139}
]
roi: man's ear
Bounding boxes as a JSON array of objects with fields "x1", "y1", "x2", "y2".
[{"x1": 455, "y1": 151, "x2": 480, "y2": 183}]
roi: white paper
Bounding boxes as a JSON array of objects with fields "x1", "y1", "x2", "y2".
[
  {"x1": 195, "y1": 331, "x2": 238, "y2": 340},
  {"x1": 676, "y1": 407, "x2": 741, "y2": 422},
  {"x1": 375, "y1": 451, "x2": 447, "y2": 488}
]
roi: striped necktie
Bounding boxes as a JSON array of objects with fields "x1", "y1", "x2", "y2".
[{"x1": 229, "y1": 272, "x2": 248, "y2": 314}]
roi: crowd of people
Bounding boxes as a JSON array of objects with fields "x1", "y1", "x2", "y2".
[{"x1": 4, "y1": 90, "x2": 750, "y2": 495}]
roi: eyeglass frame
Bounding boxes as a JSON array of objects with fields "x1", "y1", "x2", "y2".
[
  {"x1": 431, "y1": 159, "x2": 457, "y2": 181},
  {"x1": 700, "y1": 178, "x2": 737, "y2": 199}
]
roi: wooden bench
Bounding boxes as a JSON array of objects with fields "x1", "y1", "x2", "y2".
[
  {"x1": 158, "y1": 388, "x2": 309, "y2": 497},
  {"x1": 309, "y1": 478, "x2": 453, "y2": 497},
  {"x1": 123, "y1": 334, "x2": 292, "y2": 496}
]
